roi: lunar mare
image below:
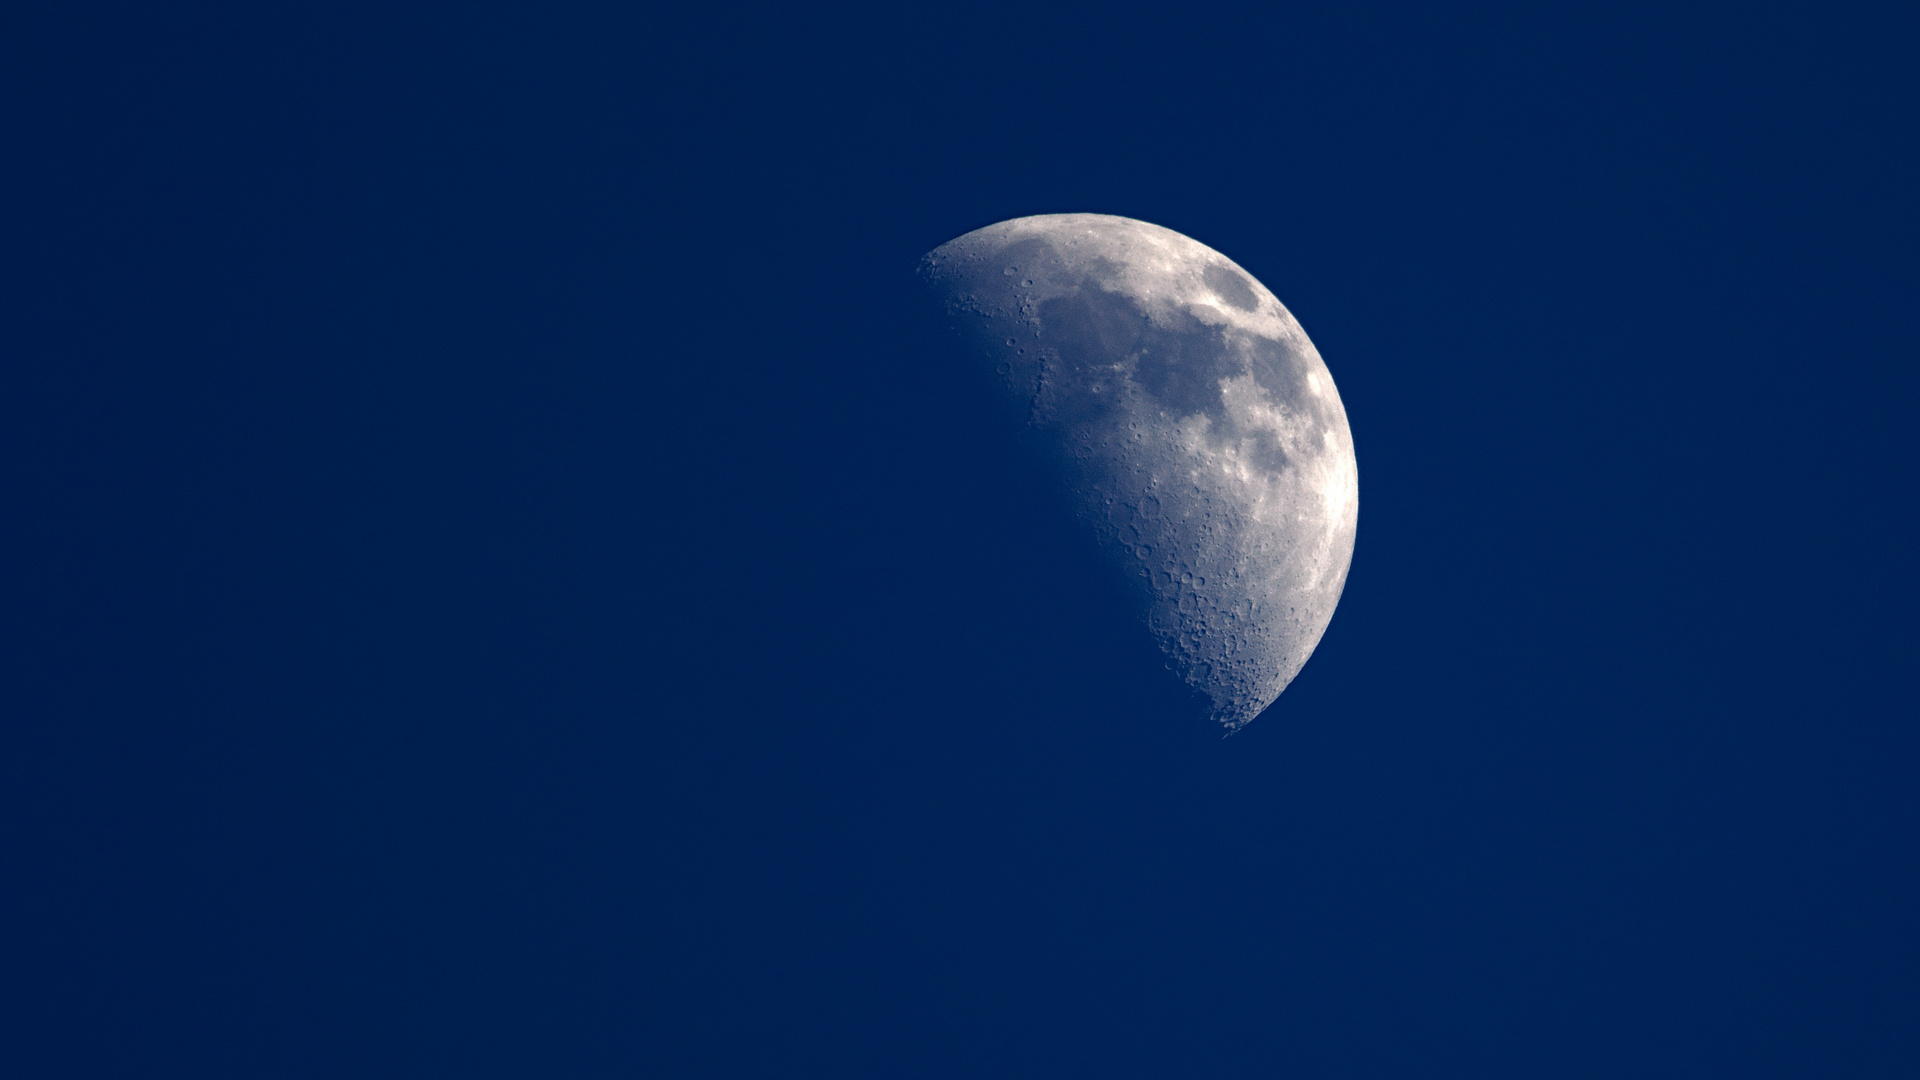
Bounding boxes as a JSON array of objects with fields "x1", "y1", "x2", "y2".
[{"x1": 919, "y1": 214, "x2": 1357, "y2": 731}]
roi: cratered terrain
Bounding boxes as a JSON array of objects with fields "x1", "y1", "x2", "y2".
[{"x1": 919, "y1": 213, "x2": 1358, "y2": 731}]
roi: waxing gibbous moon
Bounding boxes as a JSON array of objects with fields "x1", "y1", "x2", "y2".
[{"x1": 919, "y1": 214, "x2": 1358, "y2": 731}]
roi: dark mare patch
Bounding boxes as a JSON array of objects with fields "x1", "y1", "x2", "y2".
[
  {"x1": 1028, "y1": 279, "x2": 1336, "y2": 480},
  {"x1": 1246, "y1": 334, "x2": 1317, "y2": 417},
  {"x1": 1033, "y1": 287, "x2": 1142, "y2": 427},
  {"x1": 1130, "y1": 303, "x2": 1236, "y2": 420},
  {"x1": 1202, "y1": 264, "x2": 1258, "y2": 312},
  {"x1": 990, "y1": 236, "x2": 1060, "y2": 298}
]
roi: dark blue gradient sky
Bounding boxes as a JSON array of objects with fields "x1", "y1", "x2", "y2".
[{"x1": 6, "y1": 4, "x2": 1917, "y2": 1076}]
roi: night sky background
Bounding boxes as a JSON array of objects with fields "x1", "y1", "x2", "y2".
[{"x1": 7, "y1": 4, "x2": 1919, "y2": 1076}]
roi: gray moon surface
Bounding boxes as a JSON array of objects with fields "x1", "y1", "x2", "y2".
[{"x1": 919, "y1": 214, "x2": 1358, "y2": 731}]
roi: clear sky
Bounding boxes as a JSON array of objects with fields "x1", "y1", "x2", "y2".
[{"x1": 6, "y1": 3, "x2": 1917, "y2": 1076}]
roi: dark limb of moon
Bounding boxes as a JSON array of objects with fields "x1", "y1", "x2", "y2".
[{"x1": 919, "y1": 214, "x2": 1358, "y2": 731}]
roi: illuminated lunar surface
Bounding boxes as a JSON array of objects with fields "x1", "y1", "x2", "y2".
[{"x1": 919, "y1": 214, "x2": 1358, "y2": 731}]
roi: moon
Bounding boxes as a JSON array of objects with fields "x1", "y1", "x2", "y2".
[{"x1": 919, "y1": 214, "x2": 1358, "y2": 731}]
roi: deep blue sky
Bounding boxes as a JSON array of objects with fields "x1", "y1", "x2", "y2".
[{"x1": 6, "y1": 4, "x2": 1918, "y2": 1076}]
